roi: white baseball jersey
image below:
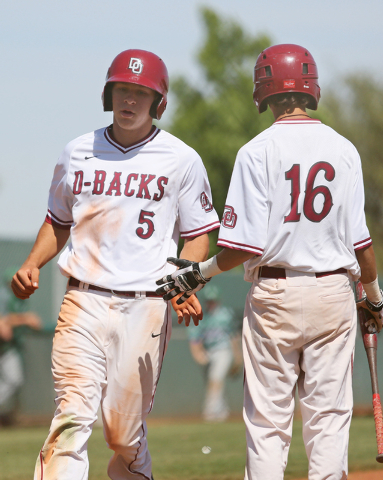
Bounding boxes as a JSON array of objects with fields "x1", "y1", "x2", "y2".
[
  {"x1": 46, "y1": 125, "x2": 220, "y2": 290},
  {"x1": 217, "y1": 118, "x2": 371, "y2": 280}
]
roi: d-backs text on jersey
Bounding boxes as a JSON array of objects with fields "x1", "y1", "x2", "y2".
[{"x1": 72, "y1": 170, "x2": 168, "y2": 201}]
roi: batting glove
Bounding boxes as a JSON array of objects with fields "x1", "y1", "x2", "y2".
[
  {"x1": 156, "y1": 257, "x2": 210, "y2": 305},
  {"x1": 356, "y1": 292, "x2": 383, "y2": 333}
]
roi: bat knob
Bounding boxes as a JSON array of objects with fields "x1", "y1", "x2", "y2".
[{"x1": 376, "y1": 453, "x2": 383, "y2": 463}]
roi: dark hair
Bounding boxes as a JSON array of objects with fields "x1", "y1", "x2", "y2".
[{"x1": 268, "y1": 92, "x2": 312, "y2": 114}]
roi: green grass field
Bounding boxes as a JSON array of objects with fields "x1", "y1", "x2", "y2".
[{"x1": 0, "y1": 416, "x2": 382, "y2": 480}]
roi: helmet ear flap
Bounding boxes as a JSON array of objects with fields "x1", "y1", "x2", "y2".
[
  {"x1": 150, "y1": 93, "x2": 166, "y2": 120},
  {"x1": 103, "y1": 83, "x2": 114, "y2": 112}
]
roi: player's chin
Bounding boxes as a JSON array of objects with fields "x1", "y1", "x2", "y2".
[{"x1": 115, "y1": 114, "x2": 137, "y2": 128}]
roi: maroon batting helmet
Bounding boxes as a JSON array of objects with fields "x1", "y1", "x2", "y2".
[
  {"x1": 102, "y1": 49, "x2": 169, "y2": 120},
  {"x1": 253, "y1": 44, "x2": 320, "y2": 113}
]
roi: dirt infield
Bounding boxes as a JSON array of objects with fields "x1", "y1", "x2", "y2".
[
  {"x1": 295, "y1": 470, "x2": 383, "y2": 480},
  {"x1": 348, "y1": 471, "x2": 383, "y2": 480}
]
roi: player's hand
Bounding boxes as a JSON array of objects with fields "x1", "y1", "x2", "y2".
[
  {"x1": 11, "y1": 265, "x2": 40, "y2": 300},
  {"x1": 156, "y1": 257, "x2": 210, "y2": 305},
  {"x1": 356, "y1": 298, "x2": 383, "y2": 333},
  {"x1": 170, "y1": 293, "x2": 203, "y2": 327}
]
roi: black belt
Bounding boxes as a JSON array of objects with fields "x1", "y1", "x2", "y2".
[
  {"x1": 68, "y1": 277, "x2": 161, "y2": 298},
  {"x1": 259, "y1": 266, "x2": 347, "y2": 279}
]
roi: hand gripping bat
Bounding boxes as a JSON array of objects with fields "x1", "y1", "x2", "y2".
[{"x1": 355, "y1": 280, "x2": 383, "y2": 463}]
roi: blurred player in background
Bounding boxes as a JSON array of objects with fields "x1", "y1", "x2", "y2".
[
  {"x1": 187, "y1": 285, "x2": 242, "y2": 422},
  {"x1": 0, "y1": 267, "x2": 41, "y2": 426},
  {"x1": 11, "y1": 49, "x2": 219, "y2": 480},
  {"x1": 156, "y1": 44, "x2": 383, "y2": 480}
]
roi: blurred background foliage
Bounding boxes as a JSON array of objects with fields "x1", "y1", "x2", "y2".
[{"x1": 168, "y1": 7, "x2": 383, "y2": 267}]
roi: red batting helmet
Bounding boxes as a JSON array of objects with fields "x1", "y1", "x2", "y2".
[
  {"x1": 102, "y1": 49, "x2": 169, "y2": 120},
  {"x1": 253, "y1": 44, "x2": 320, "y2": 113}
]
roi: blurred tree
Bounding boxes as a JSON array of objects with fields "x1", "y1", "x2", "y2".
[
  {"x1": 322, "y1": 77, "x2": 383, "y2": 269},
  {"x1": 168, "y1": 7, "x2": 272, "y2": 223}
]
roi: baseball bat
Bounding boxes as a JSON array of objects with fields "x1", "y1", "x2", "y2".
[{"x1": 355, "y1": 280, "x2": 383, "y2": 463}]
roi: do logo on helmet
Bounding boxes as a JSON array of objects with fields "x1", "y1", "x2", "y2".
[{"x1": 129, "y1": 58, "x2": 143, "y2": 74}]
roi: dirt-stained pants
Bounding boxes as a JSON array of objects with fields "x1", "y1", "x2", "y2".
[
  {"x1": 243, "y1": 270, "x2": 356, "y2": 480},
  {"x1": 34, "y1": 286, "x2": 171, "y2": 480}
]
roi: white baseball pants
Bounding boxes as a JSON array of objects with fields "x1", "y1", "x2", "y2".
[
  {"x1": 34, "y1": 286, "x2": 171, "y2": 480},
  {"x1": 243, "y1": 270, "x2": 356, "y2": 480},
  {"x1": 203, "y1": 346, "x2": 233, "y2": 421}
]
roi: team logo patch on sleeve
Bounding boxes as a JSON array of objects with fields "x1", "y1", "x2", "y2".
[
  {"x1": 200, "y1": 192, "x2": 213, "y2": 213},
  {"x1": 129, "y1": 58, "x2": 143, "y2": 74},
  {"x1": 222, "y1": 205, "x2": 237, "y2": 228}
]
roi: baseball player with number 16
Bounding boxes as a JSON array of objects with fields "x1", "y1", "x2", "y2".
[
  {"x1": 11, "y1": 49, "x2": 220, "y2": 480},
  {"x1": 157, "y1": 44, "x2": 383, "y2": 479}
]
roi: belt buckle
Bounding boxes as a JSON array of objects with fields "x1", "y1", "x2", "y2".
[{"x1": 135, "y1": 291, "x2": 146, "y2": 300}]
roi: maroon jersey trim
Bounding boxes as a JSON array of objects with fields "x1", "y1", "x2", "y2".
[
  {"x1": 274, "y1": 118, "x2": 322, "y2": 123},
  {"x1": 45, "y1": 210, "x2": 72, "y2": 230},
  {"x1": 47, "y1": 209, "x2": 72, "y2": 224},
  {"x1": 45, "y1": 215, "x2": 72, "y2": 230},
  {"x1": 180, "y1": 221, "x2": 220, "y2": 239},
  {"x1": 274, "y1": 118, "x2": 321, "y2": 125},
  {"x1": 354, "y1": 237, "x2": 371, "y2": 247},
  {"x1": 104, "y1": 125, "x2": 160, "y2": 154},
  {"x1": 354, "y1": 237, "x2": 372, "y2": 250},
  {"x1": 217, "y1": 238, "x2": 263, "y2": 255}
]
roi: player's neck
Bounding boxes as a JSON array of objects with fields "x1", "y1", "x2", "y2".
[
  {"x1": 273, "y1": 107, "x2": 311, "y2": 122},
  {"x1": 110, "y1": 121, "x2": 155, "y2": 148}
]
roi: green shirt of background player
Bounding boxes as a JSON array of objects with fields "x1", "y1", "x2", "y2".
[{"x1": 187, "y1": 285, "x2": 242, "y2": 422}]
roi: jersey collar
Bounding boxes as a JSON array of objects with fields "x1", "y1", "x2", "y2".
[
  {"x1": 273, "y1": 118, "x2": 322, "y2": 125},
  {"x1": 104, "y1": 125, "x2": 160, "y2": 153}
]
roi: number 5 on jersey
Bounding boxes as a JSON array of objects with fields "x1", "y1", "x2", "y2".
[
  {"x1": 136, "y1": 210, "x2": 155, "y2": 239},
  {"x1": 284, "y1": 162, "x2": 335, "y2": 224}
]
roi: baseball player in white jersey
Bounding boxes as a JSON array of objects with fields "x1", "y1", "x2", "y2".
[
  {"x1": 156, "y1": 44, "x2": 383, "y2": 479},
  {"x1": 11, "y1": 49, "x2": 220, "y2": 480}
]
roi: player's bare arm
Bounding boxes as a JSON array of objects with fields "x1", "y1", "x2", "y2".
[
  {"x1": 12, "y1": 221, "x2": 69, "y2": 300},
  {"x1": 171, "y1": 233, "x2": 210, "y2": 327},
  {"x1": 356, "y1": 244, "x2": 378, "y2": 284},
  {"x1": 0, "y1": 317, "x2": 13, "y2": 341},
  {"x1": 2, "y1": 312, "x2": 42, "y2": 329},
  {"x1": 181, "y1": 234, "x2": 210, "y2": 263},
  {"x1": 215, "y1": 248, "x2": 255, "y2": 271},
  {"x1": 355, "y1": 245, "x2": 383, "y2": 331},
  {"x1": 189, "y1": 341, "x2": 209, "y2": 365}
]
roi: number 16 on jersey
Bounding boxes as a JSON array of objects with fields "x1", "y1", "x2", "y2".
[{"x1": 284, "y1": 162, "x2": 335, "y2": 223}]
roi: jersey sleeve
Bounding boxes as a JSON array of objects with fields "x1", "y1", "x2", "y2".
[
  {"x1": 45, "y1": 144, "x2": 74, "y2": 230},
  {"x1": 177, "y1": 152, "x2": 220, "y2": 238},
  {"x1": 217, "y1": 145, "x2": 268, "y2": 254},
  {"x1": 350, "y1": 147, "x2": 371, "y2": 250}
]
